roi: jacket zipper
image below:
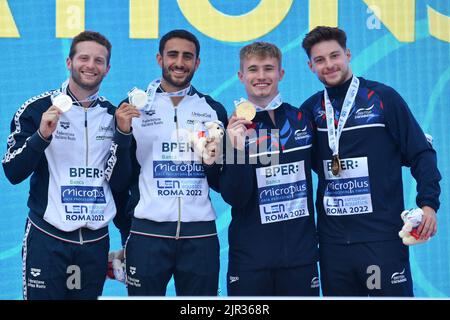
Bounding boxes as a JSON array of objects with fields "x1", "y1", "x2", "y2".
[
  {"x1": 80, "y1": 107, "x2": 89, "y2": 244},
  {"x1": 84, "y1": 108, "x2": 89, "y2": 165},
  {"x1": 174, "y1": 107, "x2": 181, "y2": 240}
]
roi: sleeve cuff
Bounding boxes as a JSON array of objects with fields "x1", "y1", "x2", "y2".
[
  {"x1": 29, "y1": 130, "x2": 51, "y2": 152},
  {"x1": 114, "y1": 128, "x2": 133, "y2": 148}
]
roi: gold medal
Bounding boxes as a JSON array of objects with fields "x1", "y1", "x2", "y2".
[
  {"x1": 236, "y1": 101, "x2": 256, "y2": 121},
  {"x1": 331, "y1": 155, "x2": 341, "y2": 176}
]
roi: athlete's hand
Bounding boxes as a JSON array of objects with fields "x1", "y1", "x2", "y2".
[
  {"x1": 39, "y1": 105, "x2": 62, "y2": 139},
  {"x1": 417, "y1": 206, "x2": 437, "y2": 240},
  {"x1": 115, "y1": 102, "x2": 141, "y2": 134},
  {"x1": 203, "y1": 137, "x2": 220, "y2": 165},
  {"x1": 227, "y1": 115, "x2": 252, "y2": 151}
]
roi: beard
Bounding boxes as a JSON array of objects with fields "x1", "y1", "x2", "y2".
[
  {"x1": 320, "y1": 68, "x2": 352, "y2": 87},
  {"x1": 161, "y1": 63, "x2": 195, "y2": 90},
  {"x1": 70, "y1": 67, "x2": 104, "y2": 91}
]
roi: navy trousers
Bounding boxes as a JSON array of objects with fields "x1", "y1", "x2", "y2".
[
  {"x1": 319, "y1": 240, "x2": 413, "y2": 297},
  {"x1": 125, "y1": 232, "x2": 220, "y2": 296},
  {"x1": 227, "y1": 263, "x2": 320, "y2": 296},
  {"x1": 22, "y1": 221, "x2": 109, "y2": 300}
]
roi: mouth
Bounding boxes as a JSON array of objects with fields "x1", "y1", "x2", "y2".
[
  {"x1": 324, "y1": 70, "x2": 339, "y2": 77},
  {"x1": 171, "y1": 67, "x2": 188, "y2": 76},
  {"x1": 253, "y1": 82, "x2": 270, "y2": 88},
  {"x1": 81, "y1": 70, "x2": 98, "y2": 78}
]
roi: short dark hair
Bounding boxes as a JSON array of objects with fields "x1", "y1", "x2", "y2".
[
  {"x1": 302, "y1": 26, "x2": 347, "y2": 58},
  {"x1": 239, "y1": 42, "x2": 282, "y2": 71},
  {"x1": 159, "y1": 29, "x2": 200, "y2": 58},
  {"x1": 69, "y1": 30, "x2": 112, "y2": 65}
]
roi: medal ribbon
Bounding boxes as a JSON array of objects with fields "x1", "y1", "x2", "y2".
[
  {"x1": 324, "y1": 76, "x2": 359, "y2": 157},
  {"x1": 58, "y1": 79, "x2": 100, "y2": 103},
  {"x1": 145, "y1": 78, "x2": 191, "y2": 111},
  {"x1": 234, "y1": 93, "x2": 283, "y2": 111}
]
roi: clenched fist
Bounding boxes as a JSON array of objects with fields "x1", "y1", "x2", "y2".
[
  {"x1": 39, "y1": 106, "x2": 62, "y2": 139},
  {"x1": 115, "y1": 102, "x2": 141, "y2": 133}
]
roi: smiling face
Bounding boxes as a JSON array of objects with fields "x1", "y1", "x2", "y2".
[
  {"x1": 238, "y1": 55, "x2": 284, "y2": 107},
  {"x1": 157, "y1": 37, "x2": 200, "y2": 92},
  {"x1": 308, "y1": 39, "x2": 352, "y2": 87},
  {"x1": 66, "y1": 40, "x2": 110, "y2": 92}
]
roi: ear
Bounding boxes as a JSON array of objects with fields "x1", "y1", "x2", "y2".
[
  {"x1": 66, "y1": 57, "x2": 72, "y2": 71},
  {"x1": 156, "y1": 53, "x2": 163, "y2": 68},
  {"x1": 279, "y1": 68, "x2": 285, "y2": 81},
  {"x1": 194, "y1": 57, "x2": 200, "y2": 71},
  {"x1": 346, "y1": 48, "x2": 351, "y2": 62},
  {"x1": 238, "y1": 70, "x2": 244, "y2": 83},
  {"x1": 104, "y1": 64, "x2": 111, "y2": 77},
  {"x1": 307, "y1": 60, "x2": 315, "y2": 73}
]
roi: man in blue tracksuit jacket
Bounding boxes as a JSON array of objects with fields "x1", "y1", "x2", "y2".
[
  {"x1": 300, "y1": 26, "x2": 441, "y2": 296},
  {"x1": 2, "y1": 31, "x2": 130, "y2": 300},
  {"x1": 221, "y1": 42, "x2": 319, "y2": 296}
]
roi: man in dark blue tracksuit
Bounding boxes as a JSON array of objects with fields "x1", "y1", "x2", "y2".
[
  {"x1": 300, "y1": 26, "x2": 441, "y2": 296},
  {"x1": 221, "y1": 42, "x2": 319, "y2": 296}
]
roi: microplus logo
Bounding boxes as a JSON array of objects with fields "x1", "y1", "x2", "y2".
[{"x1": 61, "y1": 186, "x2": 106, "y2": 204}]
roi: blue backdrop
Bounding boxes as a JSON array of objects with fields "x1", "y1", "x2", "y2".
[{"x1": 0, "y1": 0, "x2": 449, "y2": 299}]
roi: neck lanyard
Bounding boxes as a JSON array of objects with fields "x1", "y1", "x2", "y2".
[
  {"x1": 324, "y1": 76, "x2": 359, "y2": 175},
  {"x1": 60, "y1": 79, "x2": 99, "y2": 103},
  {"x1": 145, "y1": 78, "x2": 191, "y2": 111},
  {"x1": 234, "y1": 93, "x2": 283, "y2": 112}
]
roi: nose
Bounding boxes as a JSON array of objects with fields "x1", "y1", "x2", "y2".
[
  {"x1": 256, "y1": 69, "x2": 265, "y2": 79},
  {"x1": 174, "y1": 55, "x2": 184, "y2": 68},
  {"x1": 85, "y1": 58, "x2": 95, "y2": 69},
  {"x1": 324, "y1": 58, "x2": 333, "y2": 70}
]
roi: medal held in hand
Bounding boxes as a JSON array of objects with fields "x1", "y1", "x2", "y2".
[
  {"x1": 128, "y1": 87, "x2": 149, "y2": 110},
  {"x1": 331, "y1": 154, "x2": 341, "y2": 176},
  {"x1": 52, "y1": 94, "x2": 73, "y2": 113},
  {"x1": 235, "y1": 101, "x2": 256, "y2": 121}
]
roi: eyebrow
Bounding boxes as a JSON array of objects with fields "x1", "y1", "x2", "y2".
[
  {"x1": 166, "y1": 50, "x2": 195, "y2": 56},
  {"x1": 313, "y1": 51, "x2": 341, "y2": 60},
  {"x1": 247, "y1": 64, "x2": 276, "y2": 69}
]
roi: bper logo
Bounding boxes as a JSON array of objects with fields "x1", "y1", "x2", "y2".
[{"x1": 264, "y1": 164, "x2": 298, "y2": 178}]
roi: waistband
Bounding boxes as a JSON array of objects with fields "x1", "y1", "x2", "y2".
[
  {"x1": 28, "y1": 211, "x2": 109, "y2": 244},
  {"x1": 131, "y1": 217, "x2": 217, "y2": 239}
]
